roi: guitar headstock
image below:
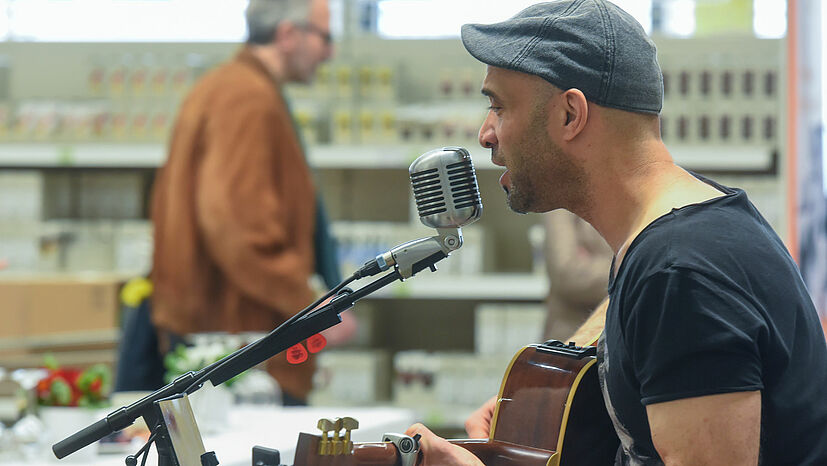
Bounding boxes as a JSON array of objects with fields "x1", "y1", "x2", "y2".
[
  {"x1": 292, "y1": 417, "x2": 412, "y2": 466},
  {"x1": 316, "y1": 416, "x2": 359, "y2": 456}
]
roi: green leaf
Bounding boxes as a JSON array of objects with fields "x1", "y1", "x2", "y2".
[
  {"x1": 51, "y1": 379, "x2": 72, "y2": 406},
  {"x1": 43, "y1": 353, "x2": 60, "y2": 371},
  {"x1": 162, "y1": 344, "x2": 248, "y2": 388},
  {"x1": 81, "y1": 364, "x2": 111, "y2": 387}
]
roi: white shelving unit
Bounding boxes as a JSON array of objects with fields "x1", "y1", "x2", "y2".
[
  {"x1": 369, "y1": 273, "x2": 547, "y2": 301},
  {"x1": 0, "y1": 143, "x2": 165, "y2": 168},
  {"x1": 0, "y1": 143, "x2": 497, "y2": 169},
  {"x1": 0, "y1": 142, "x2": 776, "y2": 172}
]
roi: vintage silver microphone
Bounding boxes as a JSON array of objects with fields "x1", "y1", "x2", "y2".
[
  {"x1": 356, "y1": 146, "x2": 483, "y2": 279},
  {"x1": 411, "y1": 146, "x2": 483, "y2": 231}
]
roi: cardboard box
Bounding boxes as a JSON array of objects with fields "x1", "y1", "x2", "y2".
[
  {"x1": 0, "y1": 276, "x2": 122, "y2": 338},
  {"x1": 0, "y1": 283, "x2": 26, "y2": 339}
]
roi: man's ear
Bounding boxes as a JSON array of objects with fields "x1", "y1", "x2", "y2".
[{"x1": 561, "y1": 89, "x2": 589, "y2": 142}]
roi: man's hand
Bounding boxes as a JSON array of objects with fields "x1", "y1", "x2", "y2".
[
  {"x1": 405, "y1": 423, "x2": 484, "y2": 466},
  {"x1": 465, "y1": 395, "x2": 497, "y2": 438}
]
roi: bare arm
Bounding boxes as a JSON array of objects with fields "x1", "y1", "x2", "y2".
[
  {"x1": 566, "y1": 297, "x2": 608, "y2": 346},
  {"x1": 647, "y1": 391, "x2": 761, "y2": 465}
]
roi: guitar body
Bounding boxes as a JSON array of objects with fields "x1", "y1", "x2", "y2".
[
  {"x1": 491, "y1": 342, "x2": 619, "y2": 465},
  {"x1": 292, "y1": 341, "x2": 619, "y2": 465}
]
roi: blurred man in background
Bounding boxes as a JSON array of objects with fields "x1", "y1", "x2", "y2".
[
  {"x1": 542, "y1": 209, "x2": 612, "y2": 341},
  {"x1": 118, "y1": 0, "x2": 353, "y2": 406}
]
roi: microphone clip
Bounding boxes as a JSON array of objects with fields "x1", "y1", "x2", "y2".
[
  {"x1": 384, "y1": 227, "x2": 463, "y2": 280},
  {"x1": 354, "y1": 227, "x2": 463, "y2": 281}
]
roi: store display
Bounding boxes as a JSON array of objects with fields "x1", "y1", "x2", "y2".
[{"x1": 0, "y1": 7, "x2": 795, "y2": 436}]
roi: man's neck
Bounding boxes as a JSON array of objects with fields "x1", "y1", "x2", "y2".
[
  {"x1": 578, "y1": 142, "x2": 723, "y2": 271},
  {"x1": 249, "y1": 44, "x2": 286, "y2": 83}
]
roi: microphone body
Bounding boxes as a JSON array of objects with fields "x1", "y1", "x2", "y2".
[
  {"x1": 358, "y1": 146, "x2": 482, "y2": 280},
  {"x1": 410, "y1": 146, "x2": 482, "y2": 230}
]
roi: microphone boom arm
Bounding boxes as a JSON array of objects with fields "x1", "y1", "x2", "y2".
[{"x1": 52, "y1": 268, "x2": 406, "y2": 461}]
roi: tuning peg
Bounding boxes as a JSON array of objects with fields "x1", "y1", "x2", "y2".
[
  {"x1": 341, "y1": 417, "x2": 359, "y2": 453},
  {"x1": 332, "y1": 418, "x2": 345, "y2": 455},
  {"x1": 317, "y1": 418, "x2": 336, "y2": 455}
]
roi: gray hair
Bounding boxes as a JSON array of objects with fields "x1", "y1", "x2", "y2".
[{"x1": 246, "y1": 0, "x2": 312, "y2": 45}]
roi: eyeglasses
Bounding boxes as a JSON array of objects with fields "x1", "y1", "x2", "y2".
[{"x1": 300, "y1": 23, "x2": 332, "y2": 46}]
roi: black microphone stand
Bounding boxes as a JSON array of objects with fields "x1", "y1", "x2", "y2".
[
  {"x1": 52, "y1": 145, "x2": 480, "y2": 465},
  {"x1": 51, "y1": 266, "x2": 418, "y2": 465}
]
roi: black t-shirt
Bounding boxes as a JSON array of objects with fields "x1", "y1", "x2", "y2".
[{"x1": 598, "y1": 177, "x2": 827, "y2": 465}]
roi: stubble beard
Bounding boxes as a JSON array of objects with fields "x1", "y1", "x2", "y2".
[
  {"x1": 504, "y1": 112, "x2": 589, "y2": 215},
  {"x1": 285, "y1": 46, "x2": 317, "y2": 84}
]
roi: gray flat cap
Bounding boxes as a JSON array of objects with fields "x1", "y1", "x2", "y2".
[{"x1": 461, "y1": 0, "x2": 663, "y2": 114}]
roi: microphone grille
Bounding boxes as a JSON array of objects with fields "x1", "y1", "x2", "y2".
[
  {"x1": 409, "y1": 147, "x2": 482, "y2": 229},
  {"x1": 410, "y1": 167, "x2": 447, "y2": 217},
  {"x1": 446, "y1": 159, "x2": 481, "y2": 211}
]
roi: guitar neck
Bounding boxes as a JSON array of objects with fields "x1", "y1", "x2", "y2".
[
  {"x1": 292, "y1": 433, "x2": 556, "y2": 466},
  {"x1": 292, "y1": 341, "x2": 617, "y2": 466},
  {"x1": 449, "y1": 439, "x2": 557, "y2": 466}
]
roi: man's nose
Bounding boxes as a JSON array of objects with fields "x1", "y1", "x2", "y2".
[{"x1": 478, "y1": 114, "x2": 497, "y2": 149}]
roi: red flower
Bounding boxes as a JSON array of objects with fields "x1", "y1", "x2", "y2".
[
  {"x1": 36, "y1": 357, "x2": 111, "y2": 408},
  {"x1": 89, "y1": 378, "x2": 102, "y2": 394}
]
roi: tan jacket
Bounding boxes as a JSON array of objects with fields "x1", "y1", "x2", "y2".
[{"x1": 150, "y1": 47, "x2": 317, "y2": 399}]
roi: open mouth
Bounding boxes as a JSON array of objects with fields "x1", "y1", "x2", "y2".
[{"x1": 499, "y1": 170, "x2": 511, "y2": 193}]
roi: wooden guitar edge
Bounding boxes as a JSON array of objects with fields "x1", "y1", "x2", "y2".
[
  {"x1": 488, "y1": 345, "x2": 530, "y2": 441},
  {"x1": 553, "y1": 357, "x2": 598, "y2": 456}
]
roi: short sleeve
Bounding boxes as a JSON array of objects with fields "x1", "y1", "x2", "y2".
[{"x1": 623, "y1": 267, "x2": 766, "y2": 405}]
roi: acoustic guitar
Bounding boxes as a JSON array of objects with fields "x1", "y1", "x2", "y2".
[{"x1": 290, "y1": 340, "x2": 619, "y2": 465}]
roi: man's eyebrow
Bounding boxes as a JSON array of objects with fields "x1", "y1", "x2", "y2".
[{"x1": 481, "y1": 87, "x2": 501, "y2": 101}]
